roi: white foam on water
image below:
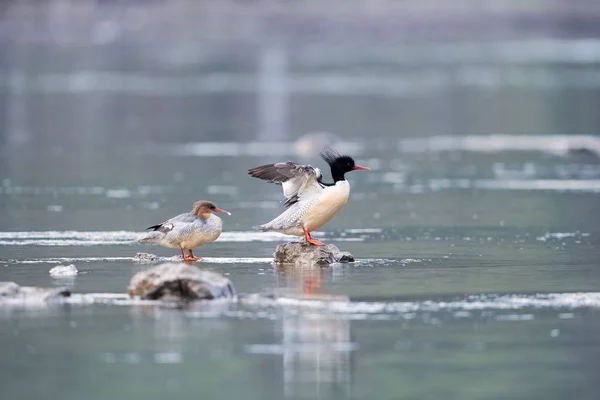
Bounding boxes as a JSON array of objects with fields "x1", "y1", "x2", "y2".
[
  {"x1": 398, "y1": 134, "x2": 600, "y2": 156},
  {"x1": 473, "y1": 179, "x2": 600, "y2": 192},
  {"x1": 153, "y1": 352, "x2": 183, "y2": 364},
  {"x1": 241, "y1": 292, "x2": 600, "y2": 316},
  {"x1": 154, "y1": 139, "x2": 364, "y2": 158},
  {"x1": 15, "y1": 257, "x2": 134, "y2": 264},
  {"x1": 344, "y1": 228, "x2": 383, "y2": 234},
  {"x1": 3, "y1": 292, "x2": 600, "y2": 317},
  {"x1": 302, "y1": 39, "x2": 600, "y2": 66},
  {"x1": 536, "y1": 232, "x2": 589, "y2": 242},
  {"x1": 0, "y1": 231, "x2": 138, "y2": 240},
  {"x1": 0, "y1": 230, "x2": 325, "y2": 246},
  {"x1": 0, "y1": 240, "x2": 133, "y2": 246},
  {"x1": 0, "y1": 185, "x2": 170, "y2": 197},
  {"x1": 202, "y1": 257, "x2": 273, "y2": 264},
  {"x1": 422, "y1": 179, "x2": 600, "y2": 193},
  {"x1": 220, "y1": 231, "x2": 299, "y2": 242},
  {"x1": 105, "y1": 189, "x2": 132, "y2": 199},
  {"x1": 6, "y1": 256, "x2": 273, "y2": 264}
]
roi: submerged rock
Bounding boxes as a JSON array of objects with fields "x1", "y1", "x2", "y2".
[
  {"x1": 0, "y1": 281, "x2": 71, "y2": 304},
  {"x1": 127, "y1": 263, "x2": 236, "y2": 301},
  {"x1": 273, "y1": 242, "x2": 354, "y2": 267}
]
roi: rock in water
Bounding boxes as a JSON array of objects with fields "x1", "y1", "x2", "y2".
[
  {"x1": 0, "y1": 281, "x2": 71, "y2": 304},
  {"x1": 0, "y1": 282, "x2": 20, "y2": 298},
  {"x1": 128, "y1": 263, "x2": 236, "y2": 301},
  {"x1": 273, "y1": 242, "x2": 355, "y2": 266},
  {"x1": 49, "y1": 264, "x2": 78, "y2": 277}
]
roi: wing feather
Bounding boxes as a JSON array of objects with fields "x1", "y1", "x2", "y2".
[{"x1": 248, "y1": 162, "x2": 322, "y2": 208}]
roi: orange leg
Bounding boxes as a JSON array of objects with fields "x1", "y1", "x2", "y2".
[
  {"x1": 187, "y1": 249, "x2": 202, "y2": 261},
  {"x1": 180, "y1": 248, "x2": 201, "y2": 261},
  {"x1": 302, "y1": 227, "x2": 325, "y2": 246}
]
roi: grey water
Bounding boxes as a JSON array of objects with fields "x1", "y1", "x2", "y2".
[{"x1": 2, "y1": 10, "x2": 600, "y2": 400}]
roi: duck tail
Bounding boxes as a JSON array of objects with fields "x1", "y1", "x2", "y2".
[
  {"x1": 253, "y1": 224, "x2": 270, "y2": 232},
  {"x1": 136, "y1": 231, "x2": 164, "y2": 243}
]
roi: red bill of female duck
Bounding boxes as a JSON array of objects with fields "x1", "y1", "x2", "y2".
[
  {"x1": 137, "y1": 200, "x2": 231, "y2": 261},
  {"x1": 248, "y1": 148, "x2": 369, "y2": 246}
]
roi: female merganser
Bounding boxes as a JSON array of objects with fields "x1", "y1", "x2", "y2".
[
  {"x1": 248, "y1": 148, "x2": 369, "y2": 246},
  {"x1": 137, "y1": 200, "x2": 231, "y2": 261}
]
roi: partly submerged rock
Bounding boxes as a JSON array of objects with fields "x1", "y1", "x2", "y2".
[
  {"x1": 566, "y1": 146, "x2": 600, "y2": 161},
  {"x1": 0, "y1": 282, "x2": 20, "y2": 298},
  {"x1": 0, "y1": 281, "x2": 71, "y2": 305},
  {"x1": 127, "y1": 263, "x2": 236, "y2": 301},
  {"x1": 49, "y1": 264, "x2": 78, "y2": 277},
  {"x1": 273, "y1": 242, "x2": 354, "y2": 267}
]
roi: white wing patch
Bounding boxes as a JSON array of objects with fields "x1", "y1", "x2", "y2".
[{"x1": 248, "y1": 162, "x2": 324, "y2": 208}]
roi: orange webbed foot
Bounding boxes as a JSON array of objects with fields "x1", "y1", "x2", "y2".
[
  {"x1": 180, "y1": 249, "x2": 202, "y2": 261},
  {"x1": 183, "y1": 255, "x2": 202, "y2": 261}
]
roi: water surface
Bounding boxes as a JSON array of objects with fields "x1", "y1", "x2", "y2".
[{"x1": 1, "y1": 35, "x2": 600, "y2": 399}]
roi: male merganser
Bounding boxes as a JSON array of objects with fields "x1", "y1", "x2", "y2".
[
  {"x1": 248, "y1": 148, "x2": 369, "y2": 246},
  {"x1": 137, "y1": 200, "x2": 231, "y2": 261}
]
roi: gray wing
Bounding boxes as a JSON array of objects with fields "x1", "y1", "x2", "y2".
[
  {"x1": 146, "y1": 213, "x2": 198, "y2": 233},
  {"x1": 248, "y1": 161, "x2": 323, "y2": 207}
]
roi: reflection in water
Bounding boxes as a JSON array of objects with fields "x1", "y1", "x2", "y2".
[
  {"x1": 282, "y1": 313, "x2": 355, "y2": 398},
  {"x1": 275, "y1": 263, "x2": 355, "y2": 399},
  {"x1": 276, "y1": 264, "x2": 325, "y2": 296},
  {"x1": 129, "y1": 305, "x2": 188, "y2": 364},
  {"x1": 281, "y1": 312, "x2": 354, "y2": 399}
]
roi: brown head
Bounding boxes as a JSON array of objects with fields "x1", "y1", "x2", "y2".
[{"x1": 192, "y1": 200, "x2": 231, "y2": 219}]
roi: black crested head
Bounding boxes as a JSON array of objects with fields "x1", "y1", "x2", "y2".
[{"x1": 320, "y1": 147, "x2": 356, "y2": 182}]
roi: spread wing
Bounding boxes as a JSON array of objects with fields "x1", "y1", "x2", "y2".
[{"x1": 248, "y1": 161, "x2": 323, "y2": 207}]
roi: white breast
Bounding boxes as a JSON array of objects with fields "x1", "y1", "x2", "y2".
[
  {"x1": 302, "y1": 180, "x2": 350, "y2": 232},
  {"x1": 178, "y1": 214, "x2": 222, "y2": 249}
]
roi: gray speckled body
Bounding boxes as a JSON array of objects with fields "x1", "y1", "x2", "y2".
[{"x1": 138, "y1": 213, "x2": 222, "y2": 250}]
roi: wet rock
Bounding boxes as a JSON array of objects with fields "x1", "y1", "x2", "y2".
[
  {"x1": 0, "y1": 281, "x2": 71, "y2": 304},
  {"x1": 273, "y1": 242, "x2": 354, "y2": 267},
  {"x1": 127, "y1": 263, "x2": 236, "y2": 301}
]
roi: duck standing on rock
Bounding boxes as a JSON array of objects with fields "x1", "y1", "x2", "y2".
[
  {"x1": 248, "y1": 148, "x2": 369, "y2": 246},
  {"x1": 137, "y1": 200, "x2": 231, "y2": 261}
]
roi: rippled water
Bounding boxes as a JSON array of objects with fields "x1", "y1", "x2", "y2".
[
  {"x1": 1, "y1": 133, "x2": 599, "y2": 399},
  {"x1": 2, "y1": 32, "x2": 600, "y2": 399}
]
